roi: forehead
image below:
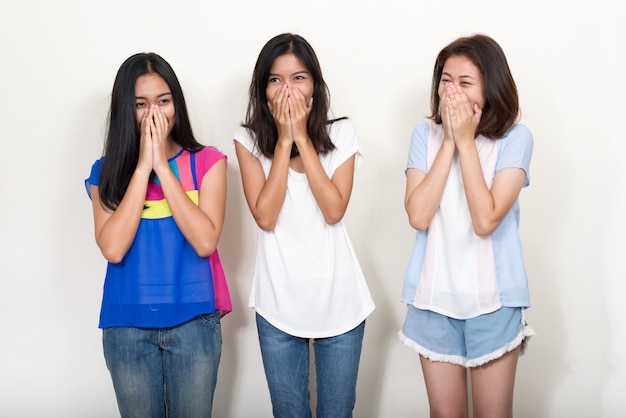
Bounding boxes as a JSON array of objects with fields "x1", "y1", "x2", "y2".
[
  {"x1": 442, "y1": 55, "x2": 481, "y2": 77},
  {"x1": 269, "y1": 53, "x2": 307, "y2": 74},
  {"x1": 134, "y1": 73, "x2": 170, "y2": 95}
]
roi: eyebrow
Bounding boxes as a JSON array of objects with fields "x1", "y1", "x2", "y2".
[
  {"x1": 135, "y1": 92, "x2": 173, "y2": 100},
  {"x1": 268, "y1": 70, "x2": 309, "y2": 77},
  {"x1": 442, "y1": 71, "x2": 476, "y2": 80}
]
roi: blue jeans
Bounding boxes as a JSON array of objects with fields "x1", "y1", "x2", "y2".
[
  {"x1": 103, "y1": 313, "x2": 222, "y2": 418},
  {"x1": 256, "y1": 313, "x2": 365, "y2": 418}
]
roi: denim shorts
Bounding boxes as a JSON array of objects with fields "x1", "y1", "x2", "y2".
[{"x1": 399, "y1": 305, "x2": 535, "y2": 367}]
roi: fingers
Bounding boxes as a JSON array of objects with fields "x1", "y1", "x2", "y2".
[
  {"x1": 445, "y1": 85, "x2": 482, "y2": 142},
  {"x1": 151, "y1": 105, "x2": 169, "y2": 142},
  {"x1": 150, "y1": 105, "x2": 171, "y2": 169},
  {"x1": 270, "y1": 84, "x2": 290, "y2": 119},
  {"x1": 268, "y1": 84, "x2": 292, "y2": 138},
  {"x1": 288, "y1": 86, "x2": 311, "y2": 119},
  {"x1": 268, "y1": 83, "x2": 312, "y2": 145},
  {"x1": 440, "y1": 90, "x2": 455, "y2": 144},
  {"x1": 138, "y1": 107, "x2": 154, "y2": 170},
  {"x1": 285, "y1": 85, "x2": 311, "y2": 143},
  {"x1": 446, "y1": 84, "x2": 476, "y2": 121}
]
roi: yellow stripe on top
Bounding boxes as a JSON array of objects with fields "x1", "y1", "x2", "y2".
[{"x1": 141, "y1": 190, "x2": 199, "y2": 219}]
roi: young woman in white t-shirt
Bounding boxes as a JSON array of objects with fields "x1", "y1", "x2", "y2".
[{"x1": 234, "y1": 33, "x2": 374, "y2": 418}]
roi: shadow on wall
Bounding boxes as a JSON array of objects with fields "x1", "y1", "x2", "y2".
[{"x1": 212, "y1": 163, "x2": 257, "y2": 417}]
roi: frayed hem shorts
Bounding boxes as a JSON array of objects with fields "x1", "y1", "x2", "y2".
[{"x1": 398, "y1": 305, "x2": 535, "y2": 368}]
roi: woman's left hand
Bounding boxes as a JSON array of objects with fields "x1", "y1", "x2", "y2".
[{"x1": 287, "y1": 84, "x2": 313, "y2": 146}]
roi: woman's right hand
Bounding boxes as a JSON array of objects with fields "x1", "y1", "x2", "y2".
[
  {"x1": 137, "y1": 105, "x2": 155, "y2": 172},
  {"x1": 440, "y1": 90, "x2": 456, "y2": 147},
  {"x1": 268, "y1": 83, "x2": 294, "y2": 149}
]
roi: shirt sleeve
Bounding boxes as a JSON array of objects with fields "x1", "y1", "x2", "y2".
[
  {"x1": 84, "y1": 158, "x2": 103, "y2": 199},
  {"x1": 196, "y1": 146, "x2": 227, "y2": 179},
  {"x1": 406, "y1": 121, "x2": 430, "y2": 175},
  {"x1": 327, "y1": 119, "x2": 363, "y2": 177},
  {"x1": 233, "y1": 127, "x2": 257, "y2": 155},
  {"x1": 495, "y1": 124, "x2": 534, "y2": 187}
]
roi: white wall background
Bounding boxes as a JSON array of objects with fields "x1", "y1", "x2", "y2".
[{"x1": 1, "y1": 0, "x2": 624, "y2": 417}]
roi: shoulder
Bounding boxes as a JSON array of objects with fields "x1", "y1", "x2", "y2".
[
  {"x1": 328, "y1": 119, "x2": 358, "y2": 148},
  {"x1": 88, "y1": 157, "x2": 104, "y2": 181},
  {"x1": 85, "y1": 157, "x2": 104, "y2": 198},
  {"x1": 497, "y1": 124, "x2": 534, "y2": 158},
  {"x1": 412, "y1": 120, "x2": 438, "y2": 140},
  {"x1": 195, "y1": 145, "x2": 226, "y2": 161},
  {"x1": 193, "y1": 146, "x2": 227, "y2": 173},
  {"x1": 233, "y1": 126, "x2": 257, "y2": 154},
  {"x1": 329, "y1": 118, "x2": 356, "y2": 134},
  {"x1": 501, "y1": 124, "x2": 533, "y2": 145},
  {"x1": 410, "y1": 120, "x2": 437, "y2": 147},
  {"x1": 234, "y1": 126, "x2": 255, "y2": 144},
  {"x1": 414, "y1": 120, "x2": 433, "y2": 134}
]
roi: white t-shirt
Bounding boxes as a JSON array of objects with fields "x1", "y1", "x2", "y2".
[{"x1": 234, "y1": 119, "x2": 375, "y2": 338}]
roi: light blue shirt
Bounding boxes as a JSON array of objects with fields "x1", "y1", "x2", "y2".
[{"x1": 401, "y1": 121, "x2": 534, "y2": 318}]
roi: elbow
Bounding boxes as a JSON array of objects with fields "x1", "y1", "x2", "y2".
[
  {"x1": 408, "y1": 215, "x2": 430, "y2": 232},
  {"x1": 195, "y1": 248, "x2": 216, "y2": 258},
  {"x1": 472, "y1": 219, "x2": 497, "y2": 237},
  {"x1": 194, "y1": 242, "x2": 218, "y2": 258},
  {"x1": 101, "y1": 248, "x2": 126, "y2": 264},
  {"x1": 322, "y1": 201, "x2": 349, "y2": 225},
  {"x1": 405, "y1": 204, "x2": 432, "y2": 231},
  {"x1": 323, "y1": 210, "x2": 345, "y2": 225},
  {"x1": 193, "y1": 234, "x2": 220, "y2": 258},
  {"x1": 255, "y1": 216, "x2": 277, "y2": 232},
  {"x1": 96, "y1": 235, "x2": 130, "y2": 264}
]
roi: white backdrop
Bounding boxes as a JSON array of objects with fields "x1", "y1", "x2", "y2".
[{"x1": 1, "y1": 1, "x2": 624, "y2": 417}]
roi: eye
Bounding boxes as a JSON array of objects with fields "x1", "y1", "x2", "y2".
[
  {"x1": 440, "y1": 79, "x2": 451, "y2": 84},
  {"x1": 135, "y1": 102, "x2": 146, "y2": 108},
  {"x1": 268, "y1": 77, "x2": 281, "y2": 84},
  {"x1": 159, "y1": 98, "x2": 171, "y2": 105}
]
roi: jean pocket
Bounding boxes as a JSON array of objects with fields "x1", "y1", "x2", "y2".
[{"x1": 198, "y1": 312, "x2": 221, "y2": 329}]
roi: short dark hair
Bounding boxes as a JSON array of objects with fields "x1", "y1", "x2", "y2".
[
  {"x1": 429, "y1": 34, "x2": 519, "y2": 139},
  {"x1": 99, "y1": 52, "x2": 202, "y2": 210},
  {"x1": 242, "y1": 33, "x2": 342, "y2": 158}
]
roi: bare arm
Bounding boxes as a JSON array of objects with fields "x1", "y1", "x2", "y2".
[
  {"x1": 154, "y1": 158, "x2": 227, "y2": 257},
  {"x1": 296, "y1": 138, "x2": 355, "y2": 225},
  {"x1": 284, "y1": 83, "x2": 353, "y2": 224},
  {"x1": 235, "y1": 140, "x2": 291, "y2": 231},
  {"x1": 92, "y1": 107, "x2": 155, "y2": 263},
  {"x1": 457, "y1": 146, "x2": 526, "y2": 236},
  {"x1": 145, "y1": 104, "x2": 227, "y2": 256},
  {"x1": 91, "y1": 166, "x2": 151, "y2": 263},
  {"x1": 405, "y1": 89, "x2": 457, "y2": 230},
  {"x1": 404, "y1": 138, "x2": 455, "y2": 231},
  {"x1": 446, "y1": 83, "x2": 526, "y2": 235}
]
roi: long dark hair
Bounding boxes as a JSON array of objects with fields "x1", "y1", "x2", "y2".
[
  {"x1": 98, "y1": 52, "x2": 202, "y2": 210},
  {"x1": 429, "y1": 34, "x2": 519, "y2": 139},
  {"x1": 242, "y1": 33, "x2": 343, "y2": 158}
]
